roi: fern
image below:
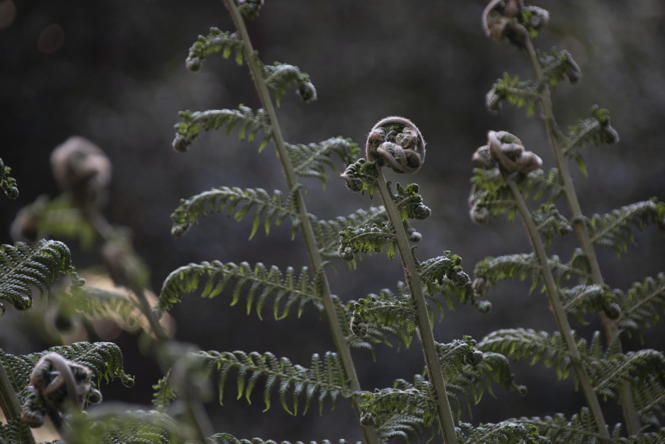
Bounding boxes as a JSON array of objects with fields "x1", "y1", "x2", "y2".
[
  {"x1": 152, "y1": 371, "x2": 176, "y2": 411},
  {"x1": 563, "y1": 106, "x2": 620, "y2": 156},
  {"x1": 263, "y1": 62, "x2": 317, "y2": 105},
  {"x1": 340, "y1": 158, "x2": 379, "y2": 195},
  {"x1": 186, "y1": 27, "x2": 245, "y2": 71},
  {"x1": 338, "y1": 222, "x2": 397, "y2": 266},
  {"x1": 418, "y1": 251, "x2": 480, "y2": 314},
  {"x1": 160, "y1": 261, "x2": 323, "y2": 320},
  {"x1": 0, "y1": 239, "x2": 75, "y2": 312},
  {"x1": 588, "y1": 198, "x2": 665, "y2": 255},
  {"x1": 617, "y1": 273, "x2": 665, "y2": 335},
  {"x1": 486, "y1": 73, "x2": 540, "y2": 116},
  {"x1": 538, "y1": 47, "x2": 582, "y2": 87},
  {"x1": 591, "y1": 349, "x2": 665, "y2": 401},
  {"x1": 561, "y1": 284, "x2": 618, "y2": 323},
  {"x1": 515, "y1": 408, "x2": 608, "y2": 443},
  {"x1": 196, "y1": 350, "x2": 350, "y2": 415},
  {"x1": 172, "y1": 106, "x2": 271, "y2": 153},
  {"x1": 210, "y1": 434, "x2": 358, "y2": 444},
  {"x1": 314, "y1": 206, "x2": 387, "y2": 258},
  {"x1": 458, "y1": 420, "x2": 541, "y2": 444},
  {"x1": 171, "y1": 186, "x2": 297, "y2": 237},
  {"x1": 532, "y1": 203, "x2": 572, "y2": 247},
  {"x1": 287, "y1": 137, "x2": 360, "y2": 186},
  {"x1": 0, "y1": 157, "x2": 18, "y2": 199}
]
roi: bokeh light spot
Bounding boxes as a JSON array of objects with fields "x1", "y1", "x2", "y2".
[{"x1": 37, "y1": 23, "x2": 65, "y2": 54}]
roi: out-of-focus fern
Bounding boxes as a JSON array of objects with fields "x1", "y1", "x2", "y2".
[
  {"x1": 172, "y1": 106, "x2": 271, "y2": 153},
  {"x1": 485, "y1": 73, "x2": 540, "y2": 116},
  {"x1": 263, "y1": 62, "x2": 317, "y2": 106},
  {"x1": 617, "y1": 273, "x2": 665, "y2": 335},
  {"x1": 152, "y1": 371, "x2": 176, "y2": 411},
  {"x1": 0, "y1": 157, "x2": 19, "y2": 199},
  {"x1": 532, "y1": 203, "x2": 572, "y2": 246},
  {"x1": 186, "y1": 27, "x2": 244, "y2": 71},
  {"x1": 538, "y1": 47, "x2": 581, "y2": 87},
  {"x1": 563, "y1": 106, "x2": 620, "y2": 155},
  {"x1": 196, "y1": 350, "x2": 349, "y2": 415},
  {"x1": 457, "y1": 420, "x2": 541, "y2": 444},
  {"x1": 588, "y1": 199, "x2": 665, "y2": 255},
  {"x1": 515, "y1": 408, "x2": 607, "y2": 443},
  {"x1": 0, "y1": 239, "x2": 75, "y2": 313},
  {"x1": 314, "y1": 206, "x2": 386, "y2": 258},
  {"x1": 560, "y1": 284, "x2": 618, "y2": 323},
  {"x1": 210, "y1": 434, "x2": 358, "y2": 444},
  {"x1": 287, "y1": 137, "x2": 360, "y2": 186},
  {"x1": 160, "y1": 261, "x2": 323, "y2": 320},
  {"x1": 170, "y1": 186, "x2": 297, "y2": 238}
]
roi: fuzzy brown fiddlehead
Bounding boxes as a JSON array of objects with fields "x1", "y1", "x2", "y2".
[
  {"x1": 482, "y1": 0, "x2": 549, "y2": 48},
  {"x1": 365, "y1": 117, "x2": 426, "y2": 174},
  {"x1": 472, "y1": 130, "x2": 542, "y2": 174}
]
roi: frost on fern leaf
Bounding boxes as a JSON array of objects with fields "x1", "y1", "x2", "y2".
[
  {"x1": 196, "y1": 350, "x2": 350, "y2": 415},
  {"x1": 160, "y1": 261, "x2": 323, "y2": 320},
  {"x1": 0, "y1": 239, "x2": 75, "y2": 312},
  {"x1": 171, "y1": 186, "x2": 297, "y2": 237}
]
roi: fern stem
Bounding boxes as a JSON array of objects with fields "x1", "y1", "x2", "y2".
[
  {"x1": 524, "y1": 36, "x2": 641, "y2": 434},
  {"x1": 506, "y1": 174, "x2": 610, "y2": 441},
  {"x1": 221, "y1": 2, "x2": 378, "y2": 443},
  {"x1": 375, "y1": 170, "x2": 459, "y2": 444},
  {"x1": 0, "y1": 359, "x2": 35, "y2": 444}
]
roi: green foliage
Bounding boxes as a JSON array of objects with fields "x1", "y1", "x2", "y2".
[
  {"x1": 391, "y1": 183, "x2": 431, "y2": 221},
  {"x1": 0, "y1": 157, "x2": 18, "y2": 199},
  {"x1": 563, "y1": 106, "x2": 620, "y2": 155},
  {"x1": 171, "y1": 186, "x2": 297, "y2": 238},
  {"x1": 313, "y1": 206, "x2": 387, "y2": 258},
  {"x1": 538, "y1": 48, "x2": 581, "y2": 87},
  {"x1": 419, "y1": 251, "x2": 482, "y2": 313},
  {"x1": 340, "y1": 158, "x2": 379, "y2": 195},
  {"x1": 287, "y1": 137, "x2": 360, "y2": 186},
  {"x1": 457, "y1": 420, "x2": 541, "y2": 444},
  {"x1": 588, "y1": 198, "x2": 665, "y2": 255},
  {"x1": 486, "y1": 73, "x2": 540, "y2": 116},
  {"x1": 186, "y1": 27, "x2": 244, "y2": 71},
  {"x1": 196, "y1": 350, "x2": 350, "y2": 415},
  {"x1": 152, "y1": 371, "x2": 176, "y2": 411},
  {"x1": 617, "y1": 273, "x2": 665, "y2": 335},
  {"x1": 0, "y1": 239, "x2": 75, "y2": 313},
  {"x1": 263, "y1": 62, "x2": 317, "y2": 105},
  {"x1": 560, "y1": 284, "x2": 618, "y2": 323},
  {"x1": 172, "y1": 106, "x2": 271, "y2": 153},
  {"x1": 337, "y1": 222, "x2": 397, "y2": 266},
  {"x1": 210, "y1": 434, "x2": 358, "y2": 444},
  {"x1": 237, "y1": 0, "x2": 264, "y2": 22},
  {"x1": 516, "y1": 408, "x2": 608, "y2": 443},
  {"x1": 160, "y1": 261, "x2": 323, "y2": 320},
  {"x1": 532, "y1": 203, "x2": 572, "y2": 246}
]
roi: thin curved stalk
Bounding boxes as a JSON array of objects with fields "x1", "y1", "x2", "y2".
[
  {"x1": 523, "y1": 36, "x2": 640, "y2": 434},
  {"x1": 375, "y1": 170, "x2": 459, "y2": 444},
  {"x1": 221, "y1": 2, "x2": 378, "y2": 443},
  {"x1": 0, "y1": 360, "x2": 36, "y2": 444},
  {"x1": 506, "y1": 174, "x2": 610, "y2": 441}
]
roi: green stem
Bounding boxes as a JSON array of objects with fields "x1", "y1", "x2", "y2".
[
  {"x1": 506, "y1": 174, "x2": 610, "y2": 441},
  {"x1": 524, "y1": 37, "x2": 641, "y2": 434},
  {"x1": 0, "y1": 359, "x2": 35, "y2": 444},
  {"x1": 221, "y1": 2, "x2": 379, "y2": 443},
  {"x1": 375, "y1": 170, "x2": 459, "y2": 444}
]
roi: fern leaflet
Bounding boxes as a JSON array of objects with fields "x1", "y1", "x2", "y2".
[
  {"x1": 263, "y1": 62, "x2": 317, "y2": 105},
  {"x1": 617, "y1": 273, "x2": 665, "y2": 335},
  {"x1": 458, "y1": 420, "x2": 541, "y2": 444},
  {"x1": 186, "y1": 27, "x2": 244, "y2": 71},
  {"x1": 314, "y1": 206, "x2": 387, "y2": 258},
  {"x1": 287, "y1": 137, "x2": 360, "y2": 186},
  {"x1": 515, "y1": 408, "x2": 608, "y2": 443}
]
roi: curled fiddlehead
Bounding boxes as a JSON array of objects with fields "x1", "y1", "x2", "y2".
[
  {"x1": 482, "y1": 0, "x2": 549, "y2": 47},
  {"x1": 365, "y1": 116, "x2": 426, "y2": 174},
  {"x1": 472, "y1": 130, "x2": 542, "y2": 174}
]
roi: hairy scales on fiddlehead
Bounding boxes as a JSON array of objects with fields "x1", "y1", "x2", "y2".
[
  {"x1": 365, "y1": 116, "x2": 426, "y2": 174},
  {"x1": 160, "y1": 261, "x2": 323, "y2": 320}
]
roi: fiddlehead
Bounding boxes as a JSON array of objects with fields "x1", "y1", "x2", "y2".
[{"x1": 365, "y1": 116, "x2": 426, "y2": 174}]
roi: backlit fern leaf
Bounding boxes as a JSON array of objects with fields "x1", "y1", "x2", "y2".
[
  {"x1": 516, "y1": 408, "x2": 606, "y2": 444},
  {"x1": 197, "y1": 350, "x2": 350, "y2": 415},
  {"x1": 172, "y1": 106, "x2": 271, "y2": 153},
  {"x1": 0, "y1": 239, "x2": 75, "y2": 312},
  {"x1": 0, "y1": 157, "x2": 18, "y2": 199},
  {"x1": 338, "y1": 222, "x2": 396, "y2": 267},
  {"x1": 458, "y1": 420, "x2": 541, "y2": 444},
  {"x1": 617, "y1": 273, "x2": 665, "y2": 335},
  {"x1": 287, "y1": 137, "x2": 360, "y2": 185},
  {"x1": 185, "y1": 27, "x2": 244, "y2": 71},
  {"x1": 588, "y1": 199, "x2": 665, "y2": 255},
  {"x1": 171, "y1": 186, "x2": 297, "y2": 237},
  {"x1": 314, "y1": 206, "x2": 387, "y2": 258},
  {"x1": 160, "y1": 261, "x2": 323, "y2": 320},
  {"x1": 263, "y1": 62, "x2": 317, "y2": 105},
  {"x1": 210, "y1": 434, "x2": 358, "y2": 444},
  {"x1": 0, "y1": 342, "x2": 133, "y2": 403}
]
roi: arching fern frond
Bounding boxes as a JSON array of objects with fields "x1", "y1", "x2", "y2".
[
  {"x1": 561, "y1": 284, "x2": 617, "y2": 322},
  {"x1": 516, "y1": 408, "x2": 607, "y2": 444},
  {"x1": 419, "y1": 251, "x2": 480, "y2": 314},
  {"x1": 0, "y1": 157, "x2": 18, "y2": 199},
  {"x1": 263, "y1": 62, "x2": 317, "y2": 105},
  {"x1": 172, "y1": 106, "x2": 271, "y2": 153},
  {"x1": 486, "y1": 73, "x2": 539, "y2": 116},
  {"x1": 314, "y1": 206, "x2": 387, "y2": 258},
  {"x1": 588, "y1": 199, "x2": 665, "y2": 255},
  {"x1": 210, "y1": 433, "x2": 359, "y2": 444},
  {"x1": 287, "y1": 137, "x2": 360, "y2": 186},
  {"x1": 617, "y1": 273, "x2": 665, "y2": 335},
  {"x1": 563, "y1": 106, "x2": 620, "y2": 155},
  {"x1": 532, "y1": 203, "x2": 572, "y2": 246},
  {"x1": 170, "y1": 186, "x2": 297, "y2": 237},
  {"x1": 458, "y1": 420, "x2": 541, "y2": 444},
  {"x1": 338, "y1": 222, "x2": 396, "y2": 267},
  {"x1": 591, "y1": 349, "x2": 665, "y2": 401},
  {"x1": 185, "y1": 27, "x2": 244, "y2": 71},
  {"x1": 539, "y1": 48, "x2": 581, "y2": 87},
  {"x1": 160, "y1": 261, "x2": 323, "y2": 320},
  {"x1": 0, "y1": 239, "x2": 75, "y2": 312},
  {"x1": 197, "y1": 350, "x2": 350, "y2": 415}
]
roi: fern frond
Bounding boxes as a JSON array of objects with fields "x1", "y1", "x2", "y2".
[
  {"x1": 340, "y1": 158, "x2": 379, "y2": 195},
  {"x1": 338, "y1": 222, "x2": 396, "y2": 266},
  {"x1": 561, "y1": 284, "x2": 617, "y2": 322},
  {"x1": 0, "y1": 239, "x2": 75, "y2": 312},
  {"x1": 563, "y1": 106, "x2": 620, "y2": 156},
  {"x1": 160, "y1": 261, "x2": 323, "y2": 320},
  {"x1": 532, "y1": 203, "x2": 572, "y2": 246},
  {"x1": 539, "y1": 48, "x2": 581, "y2": 87},
  {"x1": 197, "y1": 350, "x2": 350, "y2": 415},
  {"x1": 0, "y1": 157, "x2": 18, "y2": 199},
  {"x1": 185, "y1": 27, "x2": 244, "y2": 71},
  {"x1": 618, "y1": 273, "x2": 665, "y2": 335},
  {"x1": 263, "y1": 62, "x2": 317, "y2": 105},
  {"x1": 632, "y1": 374, "x2": 665, "y2": 418},
  {"x1": 419, "y1": 251, "x2": 480, "y2": 314},
  {"x1": 172, "y1": 106, "x2": 271, "y2": 153},
  {"x1": 210, "y1": 433, "x2": 358, "y2": 444},
  {"x1": 152, "y1": 371, "x2": 176, "y2": 411},
  {"x1": 287, "y1": 137, "x2": 360, "y2": 185},
  {"x1": 486, "y1": 73, "x2": 540, "y2": 116},
  {"x1": 0, "y1": 342, "x2": 133, "y2": 405},
  {"x1": 458, "y1": 420, "x2": 541, "y2": 444},
  {"x1": 171, "y1": 186, "x2": 297, "y2": 237},
  {"x1": 516, "y1": 408, "x2": 607, "y2": 443},
  {"x1": 588, "y1": 199, "x2": 665, "y2": 255},
  {"x1": 591, "y1": 349, "x2": 665, "y2": 401},
  {"x1": 58, "y1": 285, "x2": 145, "y2": 331},
  {"x1": 237, "y1": 0, "x2": 264, "y2": 21},
  {"x1": 314, "y1": 206, "x2": 387, "y2": 258}
]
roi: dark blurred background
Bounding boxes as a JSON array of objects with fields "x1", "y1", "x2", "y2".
[{"x1": 1, "y1": 0, "x2": 664, "y2": 441}]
